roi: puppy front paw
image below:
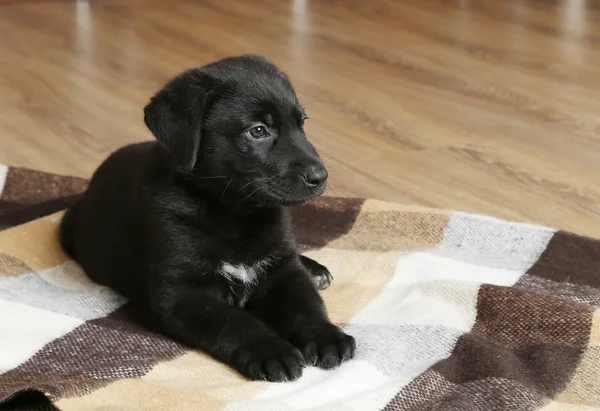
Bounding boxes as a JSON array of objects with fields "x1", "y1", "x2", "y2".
[
  {"x1": 309, "y1": 267, "x2": 333, "y2": 290},
  {"x1": 232, "y1": 338, "x2": 305, "y2": 382},
  {"x1": 300, "y1": 256, "x2": 333, "y2": 290},
  {"x1": 292, "y1": 324, "x2": 355, "y2": 370}
]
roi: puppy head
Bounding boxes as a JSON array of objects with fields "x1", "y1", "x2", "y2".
[{"x1": 144, "y1": 55, "x2": 327, "y2": 207}]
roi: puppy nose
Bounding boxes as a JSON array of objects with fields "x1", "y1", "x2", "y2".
[{"x1": 301, "y1": 167, "x2": 328, "y2": 188}]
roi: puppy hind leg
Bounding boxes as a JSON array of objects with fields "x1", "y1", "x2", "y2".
[{"x1": 59, "y1": 199, "x2": 81, "y2": 259}]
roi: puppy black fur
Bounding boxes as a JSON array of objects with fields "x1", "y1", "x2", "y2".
[{"x1": 59, "y1": 55, "x2": 355, "y2": 382}]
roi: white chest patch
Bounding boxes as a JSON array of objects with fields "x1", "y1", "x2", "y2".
[{"x1": 219, "y1": 259, "x2": 271, "y2": 284}]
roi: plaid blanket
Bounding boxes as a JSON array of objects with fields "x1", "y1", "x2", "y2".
[{"x1": 0, "y1": 163, "x2": 599, "y2": 411}]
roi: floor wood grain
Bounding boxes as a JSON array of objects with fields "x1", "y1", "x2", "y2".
[{"x1": 1, "y1": 0, "x2": 600, "y2": 236}]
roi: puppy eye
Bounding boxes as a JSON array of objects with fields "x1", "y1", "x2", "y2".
[{"x1": 248, "y1": 125, "x2": 268, "y2": 139}]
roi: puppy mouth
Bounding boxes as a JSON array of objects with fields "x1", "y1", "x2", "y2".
[
  {"x1": 274, "y1": 195, "x2": 320, "y2": 206},
  {"x1": 266, "y1": 187, "x2": 326, "y2": 206},
  {"x1": 241, "y1": 179, "x2": 326, "y2": 206},
  {"x1": 312, "y1": 182, "x2": 327, "y2": 197}
]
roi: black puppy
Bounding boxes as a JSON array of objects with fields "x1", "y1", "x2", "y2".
[{"x1": 59, "y1": 55, "x2": 355, "y2": 382}]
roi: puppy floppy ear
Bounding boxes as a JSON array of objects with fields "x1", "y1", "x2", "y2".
[{"x1": 144, "y1": 69, "x2": 211, "y2": 172}]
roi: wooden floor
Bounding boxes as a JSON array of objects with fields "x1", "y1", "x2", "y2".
[{"x1": 1, "y1": 0, "x2": 600, "y2": 236}]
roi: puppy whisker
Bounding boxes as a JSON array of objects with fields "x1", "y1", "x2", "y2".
[
  {"x1": 314, "y1": 181, "x2": 326, "y2": 194},
  {"x1": 243, "y1": 187, "x2": 261, "y2": 204},
  {"x1": 221, "y1": 179, "x2": 234, "y2": 200},
  {"x1": 236, "y1": 181, "x2": 254, "y2": 195},
  {"x1": 323, "y1": 184, "x2": 338, "y2": 196},
  {"x1": 196, "y1": 175, "x2": 230, "y2": 180}
]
